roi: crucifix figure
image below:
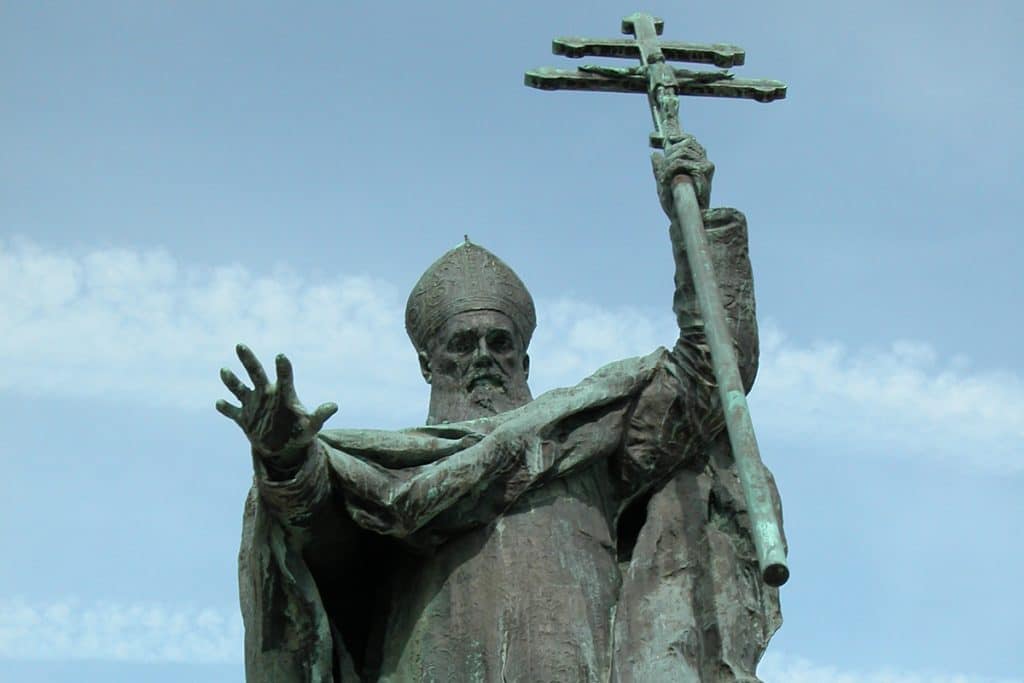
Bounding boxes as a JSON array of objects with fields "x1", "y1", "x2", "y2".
[{"x1": 219, "y1": 13, "x2": 788, "y2": 682}]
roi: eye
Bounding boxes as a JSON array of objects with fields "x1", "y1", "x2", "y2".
[
  {"x1": 487, "y1": 331, "x2": 514, "y2": 353},
  {"x1": 447, "y1": 332, "x2": 476, "y2": 354}
]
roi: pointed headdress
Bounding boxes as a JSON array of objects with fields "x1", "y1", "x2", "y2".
[{"x1": 405, "y1": 239, "x2": 536, "y2": 352}]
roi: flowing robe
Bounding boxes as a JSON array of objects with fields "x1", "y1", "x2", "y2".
[{"x1": 238, "y1": 209, "x2": 784, "y2": 682}]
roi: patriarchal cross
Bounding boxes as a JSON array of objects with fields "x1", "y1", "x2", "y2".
[{"x1": 526, "y1": 13, "x2": 790, "y2": 587}]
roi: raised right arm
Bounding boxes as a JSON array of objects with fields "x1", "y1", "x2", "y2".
[
  {"x1": 669, "y1": 207, "x2": 759, "y2": 392},
  {"x1": 652, "y1": 136, "x2": 759, "y2": 392}
]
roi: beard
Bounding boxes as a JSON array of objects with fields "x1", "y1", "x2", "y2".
[
  {"x1": 426, "y1": 373, "x2": 532, "y2": 424},
  {"x1": 467, "y1": 380, "x2": 510, "y2": 414}
]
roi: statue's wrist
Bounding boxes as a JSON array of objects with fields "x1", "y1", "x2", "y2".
[{"x1": 258, "y1": 441, "x2": 313, "y2": 481}]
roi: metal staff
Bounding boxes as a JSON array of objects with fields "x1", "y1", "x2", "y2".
[{"x1": 526, "y1": 12, "x2": 789, "y2": 587}]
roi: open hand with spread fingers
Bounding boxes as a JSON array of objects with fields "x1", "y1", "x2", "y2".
[{"x1": 216, "y1": 344, "x2": 338, "y2": 472}]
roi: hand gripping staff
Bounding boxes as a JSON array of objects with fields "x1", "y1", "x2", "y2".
[{"x1": 526, "y1": 13, "x2": 789, "y2": 587}]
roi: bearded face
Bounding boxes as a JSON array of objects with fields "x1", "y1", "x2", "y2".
[{"x1": 419, "y1": 309, "x2": 532, "y2": 424}]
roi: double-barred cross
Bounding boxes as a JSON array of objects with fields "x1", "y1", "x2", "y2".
[
  {"x1": 525, "y1": 13, "x2": 785, "y2": 148},
  {"x1": 525, "y1": 13, "x2": 790, "y2": 588}
]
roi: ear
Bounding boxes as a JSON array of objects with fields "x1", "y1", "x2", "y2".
[
  {"x1": 418, "y1": 351, "x2": 432, "y2": 385},
  {"x1": 521, "y1": 353, "x2": 530, "y2": 380}
]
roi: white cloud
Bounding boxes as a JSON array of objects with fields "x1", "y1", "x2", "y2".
[
  {"x1": 0, "y1": 597, "x2": 241, "y2": 663},
  {"x1": 530, "y1": 296, "x2": 677, "y2": 391},
  {"x1": 751, "y1": 324, "x2": 1024, "y2": 472},
  {"x1": 0, "y1": 237, "x2": 424, "y2": 425},
  {"x1": 1, "y1": 238, "x2": 1021, "y2": 469},
  {"x1": 760, "y1": 652, "x2": 1021, "y2": 683}
]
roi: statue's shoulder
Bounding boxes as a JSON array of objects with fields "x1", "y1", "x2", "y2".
[
  {"x1": 582, "y1": 347, "x2": 673, "y2": 383},
  {"x1": 528, "y1": 347, "x2": 675, "y2": 409}
]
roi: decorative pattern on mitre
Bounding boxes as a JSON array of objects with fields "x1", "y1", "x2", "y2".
[{"x1": 405, "y1": 241, "x2": 536, "y2": 352}]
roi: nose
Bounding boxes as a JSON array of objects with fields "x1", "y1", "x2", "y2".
[{"x1": 472, "y1": 338, "x2": 494, "y2": 366}]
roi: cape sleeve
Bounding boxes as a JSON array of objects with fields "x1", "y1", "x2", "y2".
[
  {"x1": 612, "y1": 208, "x2": 757, "y2": 507},
  {"x1": 672, "y1": 207, "x2": 758, "y2": 390},
  {"x1": 239, "y1": 449, "x2": 364, "y2": 682}
]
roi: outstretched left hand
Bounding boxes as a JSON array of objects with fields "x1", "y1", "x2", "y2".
[{"x1": 216, "y1": 344, "x2": 338, "y2": 474}]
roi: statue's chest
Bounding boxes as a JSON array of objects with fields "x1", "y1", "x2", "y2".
[{"x1": 382, "y1": 465, "x2": 621, "y2": 682}]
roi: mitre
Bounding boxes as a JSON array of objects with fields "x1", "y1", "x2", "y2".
[{"x1": 405, "y1": 239, "x2": 536, "y2": 352}]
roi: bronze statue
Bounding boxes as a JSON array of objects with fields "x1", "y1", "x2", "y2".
[{"x1": 217, "y1": 13, "x2": 787, "y2": 683}]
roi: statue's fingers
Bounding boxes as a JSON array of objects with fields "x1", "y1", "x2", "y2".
[
  {"x1": 311, "y1": 402, "x2": 339, "y2": 430},
  {"x1": 651, "y1": 151, "x2": 666, "y2": 175},
  {"x1": 275, "y1": 354, "x2": 295, "y2": 397},
  {"x1": 215, "y1": 399, "x2": 242, "y2": 422},
  {"x1": 236, "y1": 344, "x2": 269, "y2": 390},
  {"x1": 220, "y1": 368, "x2": 251, "y2": 401}
]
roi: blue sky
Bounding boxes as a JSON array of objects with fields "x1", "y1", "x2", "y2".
[{"x1": 1, "y1": 1, "x2": 1021, "y2": 682}]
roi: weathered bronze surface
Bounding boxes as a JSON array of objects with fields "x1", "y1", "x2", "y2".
[{"x1": 219, "y1": 12, "x2": 787, "y2": 683}]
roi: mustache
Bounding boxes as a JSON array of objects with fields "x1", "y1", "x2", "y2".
[{"x1": 465, "y1": 369, "x2": 508, "y2": 391}]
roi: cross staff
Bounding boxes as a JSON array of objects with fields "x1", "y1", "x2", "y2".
[{"x1": 526, "y1": 13, "x2": 789, "y2": 587}]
